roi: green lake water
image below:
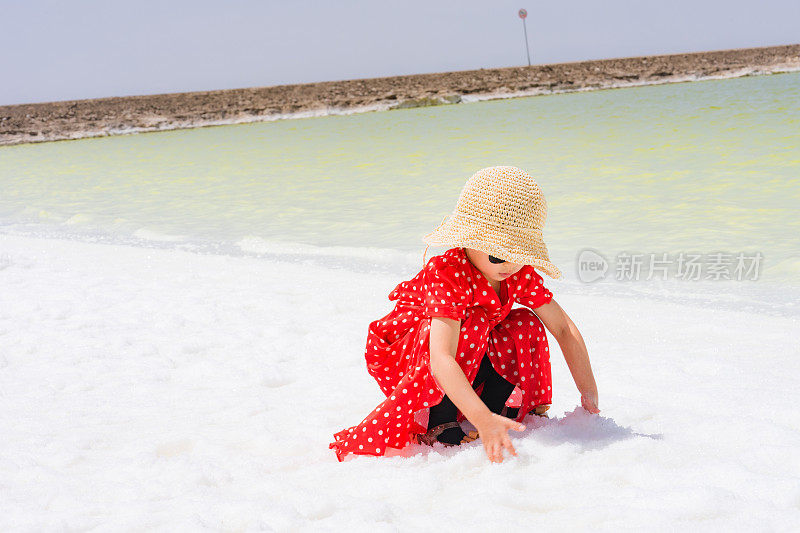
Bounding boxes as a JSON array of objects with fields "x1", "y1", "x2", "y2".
[{"x1": 1, "y1": 71, "x2": 798, "y2": 284}]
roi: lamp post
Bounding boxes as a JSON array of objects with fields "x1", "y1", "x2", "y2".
[{"x1": 518, "y1": 8, "x2": 531, "y2": 66}]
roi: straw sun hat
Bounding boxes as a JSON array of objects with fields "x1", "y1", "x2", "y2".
[{"x1": 422, "y1": 166, "x2": 562, "y2": 279}]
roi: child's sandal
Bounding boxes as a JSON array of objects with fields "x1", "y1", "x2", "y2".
[
  {"x1": 532, "y1": 404, "x2": 550, "y2": 418},
  {"x1": 416, "y1": 421, "x2": 460, "y2": 446},
  {"x1": 500, "y1": 404, "x2": 550, "y2": 419},
  {"x1": 416, "y1": 422, "x2": 477, "y2": 446}
]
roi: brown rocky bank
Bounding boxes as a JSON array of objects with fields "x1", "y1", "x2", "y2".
[{"x1": 1, "y1": 44, "x2": 798, "y2": 146}]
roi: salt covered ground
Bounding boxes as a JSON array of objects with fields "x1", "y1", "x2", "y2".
[{"x1": 1, "y1": 234, "x2": 798, "y2": 531}]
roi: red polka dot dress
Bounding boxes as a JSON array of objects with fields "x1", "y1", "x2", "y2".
[{"x1": 329, "y1": 247, "x2": 554, "y2": 461}]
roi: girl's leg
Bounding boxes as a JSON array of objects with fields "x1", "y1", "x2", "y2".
[
  {"x1": 426, "y1": 394, "x2": 468, "y2": 444},
  {"x1": 426, "y1": 354, "x2": 492, "y2": 444},
  {"x1": 475, "y1": 354, "x2": 516, "y2": 416},
  {"x1": 489, "y1": 308, "x2": 554, "y2": 419}
]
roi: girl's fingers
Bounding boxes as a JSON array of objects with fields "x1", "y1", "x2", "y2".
[
  {"x1": 581, "y1": 394, "x2": 601, "y2": 413},
  {"x1": 482, "y1": 418, "x2": 527, "y2": 462},
  {"x1": 502, "y1": 436, "x2": 516, "y2": 456},
  {"x1": 582, "y1": 397, "x2": 597, "y2": 413},
  {"x1": 492, "y1": 441, "x2": 502, "y2": 463},
  {"x1": 483, "y1": 442, "x2": 493, "y2": 461},
  {"x1": 583, "y1": 398, "x2": 600, "y2": 413},
  {"x1": 486, "y1": 442, "x2": 496, "y2": 462}
]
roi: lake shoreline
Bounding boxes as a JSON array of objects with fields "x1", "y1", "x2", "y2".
[{"x1": 1, "y1": 43, "x2": 798, "y2": 147}]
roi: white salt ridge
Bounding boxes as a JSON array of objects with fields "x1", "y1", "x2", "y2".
[
  {"x1": 19, "y1": 102, "x2": 396, "y2": 145},
  {"x1": 1, "y1": 233, "x2": 799, "y2": 530}
]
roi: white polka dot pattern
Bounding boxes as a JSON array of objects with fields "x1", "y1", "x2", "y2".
[{"x1": 329, "y1": 247, "x2": 554, "y2": 461}]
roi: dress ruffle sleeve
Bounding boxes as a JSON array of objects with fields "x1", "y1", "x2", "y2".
[
  {"x1": 514, "y1": 266, "x2": 554, "y2": 309},
  {"x1": 421, "y1": 255, "x2": 471, "y2": 321}
]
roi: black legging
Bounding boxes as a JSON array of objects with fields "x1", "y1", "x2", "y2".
[{"x1": 427, "y1": 353, "x2": 516, "y2": 430}]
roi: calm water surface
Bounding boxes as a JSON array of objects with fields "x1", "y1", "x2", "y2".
[{"x1": 1, "y1": 72, "x2": 798, "y2": 284}]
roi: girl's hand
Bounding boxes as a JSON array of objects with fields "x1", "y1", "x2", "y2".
[
  {"x1": 580, "y1": 390, "x2": 600, "y2": 414},
  {"x1": 474, "y1": 413, "x2": 526, "y2": 463}
]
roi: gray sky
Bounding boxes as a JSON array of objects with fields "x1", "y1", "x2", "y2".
[{"x1": 1, "y1": 0, "x2": 797, "y2": 106}]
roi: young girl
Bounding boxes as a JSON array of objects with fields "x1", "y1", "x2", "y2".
[{"x1": 330, "y1": 166, "x2": 600, "y2": 463}]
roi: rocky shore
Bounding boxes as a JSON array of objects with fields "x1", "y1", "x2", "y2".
[{"x1": 1, "y1": 44, "x2": 798, "y2": 146}]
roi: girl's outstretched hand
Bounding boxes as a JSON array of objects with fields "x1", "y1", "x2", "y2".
[
  {"x1": 581, "y1": 391, "x2": 600, "y2": 414},
  {"x1": 474, "y1": 413, "x2": 526, "y2": 463}
]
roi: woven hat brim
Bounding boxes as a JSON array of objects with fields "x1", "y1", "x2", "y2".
[{"x1": 423, "y1": 213, "x2": 563, "y2": 280}]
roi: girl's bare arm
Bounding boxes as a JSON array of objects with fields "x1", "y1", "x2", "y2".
[
  {"x1": 531, "y1": 299, "x2": 600, "y2": 412},
  {"x1": 428, "y1": 317, "x2": 493, "y2": 424},
  {"x1": 428, "y1": 316, "x2": 526, "y2": 462}
]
